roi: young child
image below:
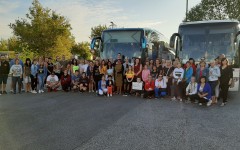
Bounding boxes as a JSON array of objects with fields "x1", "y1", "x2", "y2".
[{"x1": 106, "y1": 75, "x2": 114, "y2": 97}]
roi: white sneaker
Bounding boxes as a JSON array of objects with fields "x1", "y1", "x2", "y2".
[
  {"x1": 41, "y1": 90, "x2": 44, "y2": 93},
  {"x1": 32, "y1": 90, "x2": 37, "y2": 94},
  {"x1": 38, "y1": 90, "x2": 41, "y2": 93},
  {"x1": 179, "y1": 98, "x2": 183, "y2": 102},
  {"x1": 107, "y1": 94, "x2": 110, "y2": 97},
  {"x1": 10, "y1": 89, "x2": 13, "y2": 93},
  {"x1": 110, "y1": 94, "x2": 112, "y2": 97},
  {"x1": 220, "y1": 103, "x2": 226, "y2": 107},
  {"x1": 207, "y1": 100, "x2": 212, "y2": 107},
  {"x1": 199, "y1": 103, "x2": 202, "y2": 106},
  {"x1": 171, "y1": 97, "x2": 176, "y2": 101}
]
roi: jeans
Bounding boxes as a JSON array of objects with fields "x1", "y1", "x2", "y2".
[
  {"x1": 12, "y1": 76, "x2": 21, "y2": 93},
  {"x1": 154, "y1": 88, "x2": 167, "y2": 98},
  {"x1": 38, "y1": 75, "x2": 45, "y2": 91}
]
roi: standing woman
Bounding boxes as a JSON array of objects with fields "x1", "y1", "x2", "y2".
[
  {"x1": 151, "y1": 65, "x2": 159, "y2": 81},
  {"x1": 115, "y1": 59, "x2": 123, "y2": 94},
  {"x1": 71, "y1": 59, "x2": 79, "y2": 74},
  {"x1": 24, "y1": 58, "x2": 32, "y2": 93},
  {"x1": 37, "y1": 61, "x2": 47, "y2": 93},
  {"x1": 208, "y1": 60, "x2": 221, "y2": 103},
  {"x1": 30, "y1": 59, "x2": 38, "y2": 94},
  {"x1": 87, "y1": 61, "x2": 95, "y2": 92},
  {"x1": 149, "y1": 59, "x2": 154, "y2": 71},
  {"x1": 142, "y1": 64, "x2": 150, "y2": 83},
  {"x1": 219, "y1": 58, "x2": 233, "y2": 106},
  {"x1": 47, "y1": 58, "x2": 54, "y2": 77},
  {"x1": 133, "y1": 58, "x2": 142, "y2": 81},
  {"x1": 10, "y1": 59, "x2": 23, "y2": 94},
  {"x1": 163, "y1": 60, "x2": 174, "y2": 96},
  {"x1": 107, "y1": 61, "x2": 114, "y2": 80},
  {"x1": 93, "y1": 60, "x2": 101, "y2": 91},
  {"x1": 99, "y1": 60, "x2": 107, "y2": 77},
  {"x1": 196, "y1": 61, "x2": 209, "y2": 82}
]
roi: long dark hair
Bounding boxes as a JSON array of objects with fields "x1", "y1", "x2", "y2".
[{"x1": 25, "y1": 58, "x2": 31, "y2": 67}]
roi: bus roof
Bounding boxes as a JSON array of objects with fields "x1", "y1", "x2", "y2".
[
  {"x1": 103, "y1": 28, "x2": 145, "y2": 32},
  {"x1": 180, "y1": 20, "x2": 239, "y2": 26}
]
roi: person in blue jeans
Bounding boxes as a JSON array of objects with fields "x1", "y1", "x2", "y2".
[
  {"x1": 154, "y1": 74, "x2": 167, "y2": 99},
  {"x1": 37, "y1": 61, "x2": 47, "y2": 93}
]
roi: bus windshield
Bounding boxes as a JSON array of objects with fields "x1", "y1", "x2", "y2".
[
  {"x1": 180, "y1": 24, "x2": 237, "y2": 62},
  {"x1": 102, "y1": 30, "x2": 142, "y2": 59}
]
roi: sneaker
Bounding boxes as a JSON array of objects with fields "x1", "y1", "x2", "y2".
[
  {"x1": 207, "y1": 100, "x2": 212, "y2": 107},
  {"x1": 0, "y1": 91, "x2": 2, "y2": 94},
  {"x1": 171, "y1": 97, "x2": 176, "y2": 101},
  {"x1": 10, "y1": 90, "x2": 13, "y2": 93},
  {"x1": 41, "y1": 90, "x2": 44, "y2": 93},
  {"x1": 199, "y1": 103, "x2": 202, "y2": 106},
  {"x1": 31, "y1": 90, "x2": 37, "y2": 94},
  {"x1": 220, "y1": 103, "x2": 226, "y2": 107},
  {"x1": 3, "y1": 91, "x2": 7, "y2": 94},
  {"x1": 38, "y1": 90, "x2": 42, "y2": 93},
  {"x1": 110, "y1": 94, "x2": 112, "y2": 97},
  {"x1": 179, "y1": 98, "x2": 183, "y2": 102},
  {"x1": 107, "y1": 94, "x2": 110, "y2": 97}
]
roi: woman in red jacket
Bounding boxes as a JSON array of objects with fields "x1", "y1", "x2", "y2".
[{"x1": 143, "y1": 75, "x2": 155, "y2": 99}]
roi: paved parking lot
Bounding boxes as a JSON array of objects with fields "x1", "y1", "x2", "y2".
[{"x1": 0, "y1": 89, "x2": 240, "y2": 150}]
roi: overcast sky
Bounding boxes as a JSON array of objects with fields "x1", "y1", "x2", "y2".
[{"x1": 0, "y1": 0, "x2": 201, "y2": 42}]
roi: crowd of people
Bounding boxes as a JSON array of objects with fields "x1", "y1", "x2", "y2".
[{"x1": 0, "y1": 53, "x2": 233, "y2": 107}]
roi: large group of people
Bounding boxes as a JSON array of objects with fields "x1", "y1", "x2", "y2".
[{"x1": 0, "y1": 53, "x2": 234, "y2": 107}]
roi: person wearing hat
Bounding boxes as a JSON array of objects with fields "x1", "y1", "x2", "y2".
[{"x1": 46, "y1": 71, "x2": 60, "y2": 92}]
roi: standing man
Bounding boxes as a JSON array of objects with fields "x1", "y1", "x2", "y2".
[
  {"x1": 0, "y1": 55, "x2": 10, "y2": 94},
  {"x1": 10, "y1": 53, "x2": 24, "y2": 92},
  {"x1": 60, "y1": 55, "x2": 68, "y2": 74}
]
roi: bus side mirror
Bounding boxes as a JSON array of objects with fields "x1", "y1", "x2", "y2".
[
  {"x1": 90, "y1": 38, "x2": 96, "y2": 49},
  {"x1": 142, "y1": 37, "x2": 147, "y2": 49},
  {"x1": 169, "y1": 33, "x2": 182, "y2": 51},
  {"x1": 91, "y1": 37, "x2": 102, "y2": 52}
]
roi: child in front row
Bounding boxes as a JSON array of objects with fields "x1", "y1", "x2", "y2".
[{"x1": 106, "y1": 75, "x2": 114, "y2": 97}]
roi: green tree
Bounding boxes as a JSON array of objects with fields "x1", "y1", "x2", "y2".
[
  {"x1": 9, "y1": 0, "x2": 74, "y2": 57},
  {"x1": 186, "y1": 0, "x2": 240, "y2": 21},
  {"x1": 90, "y1": 24, "x2": 107, "y2": 39},
  {"x1": 71, "y1": 42, "x2": 92, "y2": 60},
  {"x1": 0, "y1": 39, "x2": 8, "y2": 51}
]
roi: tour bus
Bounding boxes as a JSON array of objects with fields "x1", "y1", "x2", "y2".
[
  {"x1": 90, "y1": 28, "x2": 173, "y2": 63},
  {"x1": 170, "y1": 20, "x2": 240, "y2": 91}
]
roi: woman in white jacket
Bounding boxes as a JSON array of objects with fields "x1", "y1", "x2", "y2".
[
  {"x1": 208, "y1": 60, "x2": 221, "y2": 103},
  {"x1": 186, "y1": 76, "x2": 198, "y2": 103}
]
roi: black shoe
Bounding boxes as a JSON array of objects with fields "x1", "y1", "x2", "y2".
[
  {"x1": 3, "y1": 91, "x2": 7, "y2": 94},
  {"x1": 0, "y1": 91, "x2": 2, "y2": 94}
]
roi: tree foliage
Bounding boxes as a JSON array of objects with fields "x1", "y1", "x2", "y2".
[
  {"x1": 186, "y1": 0, "x2": 240, "y2": 21},
  {"x1": 90, "y1": 24, "x2": 107, "y2": 39},
  {"x1": 9, "y1": 0, "x2": 74, "y2": 57},
  {"x1": 71, "y1": 42, "x2": 91, "y2": 60}
]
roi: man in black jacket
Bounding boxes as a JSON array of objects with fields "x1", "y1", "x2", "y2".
[{"x1": 0, "y1": 55, "x2": 10, "y2": 94}]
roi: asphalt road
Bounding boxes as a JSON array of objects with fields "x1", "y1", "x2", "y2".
[{"x1": 0, "y1": 90, "x2": 240, "y2": 150}]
